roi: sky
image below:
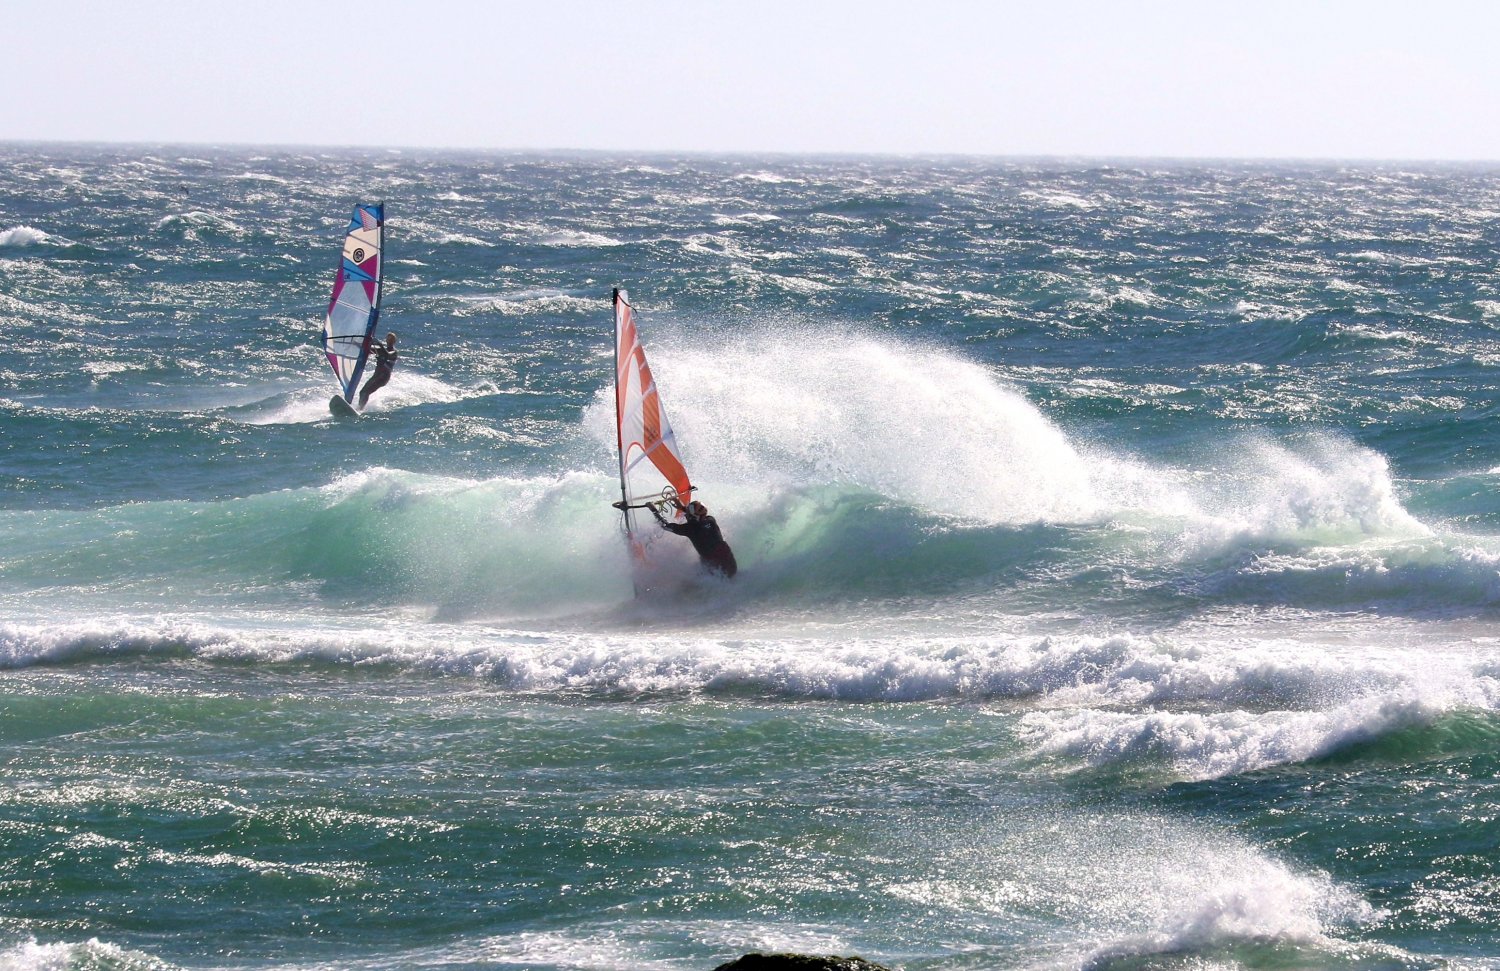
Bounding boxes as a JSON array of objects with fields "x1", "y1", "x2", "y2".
[{"x1": 6, "y1": 0, "x2": 1500, "y2": 160}]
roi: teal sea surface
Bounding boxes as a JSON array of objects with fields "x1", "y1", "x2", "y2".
[{"x1": 2, "y1": 145, "x2": 1500, "y2": 970}]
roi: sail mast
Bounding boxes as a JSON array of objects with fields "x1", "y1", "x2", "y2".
[{"x1": 613, "y1": 288, "x2": 632, "y2": 532}]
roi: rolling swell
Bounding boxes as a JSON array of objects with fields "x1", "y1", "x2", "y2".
[
  {"x1": 4, "y1": 457, "x2": 1492, "y2": 625},
  {"x1": 0, "y1": 467, "x2": 1076, "y2": 616},
  {"x1": 0, "y1": 468, "x2": 631, "y2": 613},
  {"x1": 5, "y1": 327, "x2": 1500, "y2": 621}
]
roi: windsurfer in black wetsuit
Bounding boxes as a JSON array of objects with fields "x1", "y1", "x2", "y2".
[
  {"x1": 357, "y1": 332, "x2": 398, "y2": 410},
  {"x1": 650, "y1": 499, "x2": 738, "y2": 578}
]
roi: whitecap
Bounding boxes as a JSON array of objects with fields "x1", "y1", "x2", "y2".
[
  {"x1": 538, "y1": 229, "x2": 624, "y2": 247},
  {"x1": 0, "y1": 226, "x2": 52, "y2": 247}
]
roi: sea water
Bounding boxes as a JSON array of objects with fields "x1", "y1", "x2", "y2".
[{"x1": 2, "y1": 145, "x2": 1499, "y2": 970}]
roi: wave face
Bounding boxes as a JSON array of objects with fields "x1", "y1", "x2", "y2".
[{"x1": 3, "y1": 145, "x2": 1500, "y2": 969}]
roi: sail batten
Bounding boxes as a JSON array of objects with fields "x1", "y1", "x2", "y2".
[
  {"x1": 322, "y1": 204, "x2": 384, "y2": 402},
  {"x1": 613, "y1": 288, "x2": 693, "y2": 566}
]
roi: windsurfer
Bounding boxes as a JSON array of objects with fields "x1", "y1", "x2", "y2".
[
  {"x1": 357, "y1": 332, "x2": 398, "y2": 409},
  {"x1": 649, "y1": 500, "x2": 737, "y2": 578}
]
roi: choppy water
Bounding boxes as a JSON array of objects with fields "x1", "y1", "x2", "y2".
[{"x1": 3, "y1": 144, "x2": 1500, "y2": 970}]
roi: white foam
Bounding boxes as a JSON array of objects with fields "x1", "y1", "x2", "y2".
[
  {"x1": 539, "y1": 229, "x2": 624, "y2": 247},
  {"x1": 432, "y1": 232, "x2": 494, "y2": 247},
  {"x1": 82, "y1": 360, "x2": 136, "y2": 381},
  {"x1": 681, "y1": 233, "x2": 759, "y2": 261},
  {"x1": 0, "y1": 937, "x2": 175, "y2": 971},
  {"x1": 234, "y1": 372, "x2": 476, "y2": 424},
  {"x1": 591, "y1": 326, "x2": 1103, "y2": 526},
  {"x1": 887, "y1": 807, "x2": 1373, "y2": 962},
  {"x1": 354, "y1": 371, "x2": 469, "y2": 412},
  {"x1": 5, "y1": 610, "x2": 1494, "y2": 718},
  {"x1": 231, "y1": 385, "x2": 339, "y2": 425},
  {"x1": 228, "y1": 171, "x2": 289, "y2": 184},
  {"x1": 1205, "y1": 435, "x2": 1424, "y2": 541},
  {"x1": 582, "y1": 325, "x2": 1425, "y2": 549},
  {"x1": 456, "y1": 290, "x2": 597, "y2": 316},
  {"x1": 1021, "y1": 189, "x2": 1097, "y2": 210},
  {"x1": 1108, "y1": 285, "x2": 1160, "y2": 307},
  {"x1": 457, "y1": 927, "x2": 692, "y2": 970},
  {"x1": 736, "y1": 171, "x2": 803, "y2": 185},
  {"x1": 1019, "y1": 658, "x2": 1500, "y2": 780},
  {"x1": 1078, "y1": 836, "x2": 1375, "y2": 964},
  {"x1": 763, "y1": 273, "x2": 835, "y2": 294},
  {"x1": 712, "y1": 212, "x2": 783, "y2": 226},
  {"x1": 1346, "y1": 249, "x2": 1402, "y2": 264},
  {"x1": 0, "y1": 225, "x2": 52, "y2": 247},
  {"x1": 154, "y1": 210, "x2": 245, "y2": 240}
]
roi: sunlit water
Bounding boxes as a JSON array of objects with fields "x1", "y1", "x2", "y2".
[{"x1": 3, "y1": 145, "x2": 1500, "y2": 970}]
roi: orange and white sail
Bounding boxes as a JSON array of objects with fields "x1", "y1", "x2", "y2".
[{"x1": 613, "y1": 288, "x2": 693, "y2": 558}]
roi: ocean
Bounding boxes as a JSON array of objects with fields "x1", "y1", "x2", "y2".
[{"x1": 2, "y1": 144, "x2": 1499, "y2": 970}]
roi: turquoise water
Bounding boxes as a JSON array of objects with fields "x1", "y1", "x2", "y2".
[{"x1": 2, "y1": 145, "x2": 1500, "y2": 969}]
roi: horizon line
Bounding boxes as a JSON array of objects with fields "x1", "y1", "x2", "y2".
[{"x1": 4, "y1": 138, "x2": 1500, "y2": 168}]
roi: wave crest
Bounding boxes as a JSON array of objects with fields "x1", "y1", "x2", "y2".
[{"x1": 0, "y1": 225, "x2": 54, "y2": 247}]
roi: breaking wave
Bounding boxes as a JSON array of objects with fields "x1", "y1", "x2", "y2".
[{"x1": 0, "y1": 225, "x2": 54, "y2": 247}]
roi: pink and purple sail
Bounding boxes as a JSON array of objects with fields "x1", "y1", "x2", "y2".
[{"x1": 322, "y1": 204, "x2": 384, "y2": 402}]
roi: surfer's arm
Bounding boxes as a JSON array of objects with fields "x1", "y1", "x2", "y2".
[{"x1": 649, "y1": 504, "x2": 691, "y2": 534}]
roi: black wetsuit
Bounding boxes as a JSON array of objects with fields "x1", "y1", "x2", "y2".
[
  {"x1": 652, "y1": 506, "x2": 738, "y2": 577},
  {"x1": 358, "y1": 344, "x2": 398, "y2": 408}
]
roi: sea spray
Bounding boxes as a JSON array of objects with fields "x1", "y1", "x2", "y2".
[{"x1": 5, "y1": 147, "x2": 1500, "y2": 968}]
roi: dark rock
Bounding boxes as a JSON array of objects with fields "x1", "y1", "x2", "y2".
[{"x1": 713, "y1": 953, "x2": 895, "y2": 971}]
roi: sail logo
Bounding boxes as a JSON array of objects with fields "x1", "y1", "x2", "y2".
[{"x1": 343, "y1": 225, "x2": 380, "y2": 268}]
